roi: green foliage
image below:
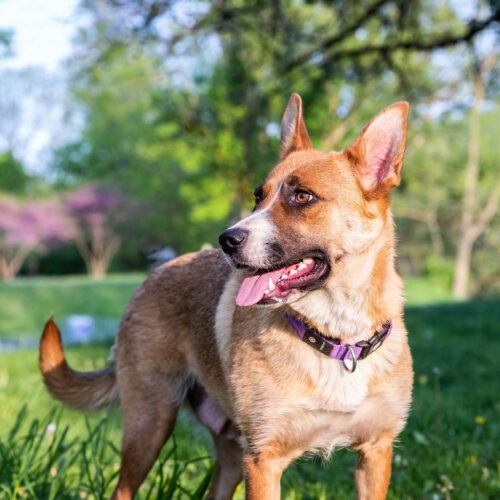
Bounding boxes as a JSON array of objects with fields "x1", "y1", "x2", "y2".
[
  {"x1": 0, "y1": 151, "x2": 29, "y2": 194},
  {"x1": 395, "y1": 103, "x2": 500, "y2": 293},
  {"x1": 42, "y1": 0, "x2": 499, "y2": 291},
  {"x1": 52, "y1": 0, "x2": 471, "y2": 253},
  {"x1": 423, "y1": 254, "x2": 455, "y2": 289},
  {"x1": 404, "y1": 276, "x2": 454, "y2": 305},
  {"x1": 472, "y1": 225, "x2": 500, "y2": 296}
]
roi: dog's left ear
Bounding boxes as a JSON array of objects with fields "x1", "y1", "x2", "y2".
[
  {"x1": 280, "y1": 93, "x2": 313, "y2": 160},
  {"x1": 346, "y1": 102, "x2": 409, "y2": 195}
]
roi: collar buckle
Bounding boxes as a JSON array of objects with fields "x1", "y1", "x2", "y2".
[{"x1": 355, "y1": 321, "x2": 392, "y2": 360}]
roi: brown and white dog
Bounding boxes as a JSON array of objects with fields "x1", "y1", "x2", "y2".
[{"x1": 39, "y1": 94, "x2": 413, "y2": 500}]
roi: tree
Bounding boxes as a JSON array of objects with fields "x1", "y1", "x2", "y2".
[
  {"x1": 64, "y1": 184, "x2": 126, "y2": 279},
  {"x1": 453, "y1": 50, "x2": 499, "y2": 298},
  {"x1": 0, "y1": 151, "x2": 29, "y2": 193},
  {"x1": 0, "y1": 25, "x2": 12, "y2": 58},
  {"x1": 52, "y1": 39, "x2": 230, "y2": 253},
  {"x1": 51, "y1": 0, "x2": 498, "y2": 289},
  {"x1": 0, "y1": 196, "x2": 75, "y2": 281},
  {"x1": 77, "y1": 0, "x2": 496, "y2": 208}
]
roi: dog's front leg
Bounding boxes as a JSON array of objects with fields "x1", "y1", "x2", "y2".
[
  {"x1": 354, "y1": 435, "x2": 394, "y2": 500},
  {"x1": 243, "y1": 451, "x2": 291, "y2": 500}
]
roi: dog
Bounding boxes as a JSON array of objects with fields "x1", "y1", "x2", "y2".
[{"x1": 40, "y1": 93, "x2": 413, "y2": 500}]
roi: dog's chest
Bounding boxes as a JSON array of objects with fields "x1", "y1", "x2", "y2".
[
  {"x1": 214, "y1": 275, "x2": 388, "y2": 454},
  {"x1": 216, "y1": 281, "x2": 368, "y2": 409},
  {"x1": 228, "y1": 337, "x2": 376, "y2": 454},
  {"x1": 293, "y1": 352, "x2": 369, "y2": 412}
]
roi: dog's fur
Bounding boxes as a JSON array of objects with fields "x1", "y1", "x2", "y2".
[{"x1": 40, "y1": 94, "x2": 413, "y2": 500}]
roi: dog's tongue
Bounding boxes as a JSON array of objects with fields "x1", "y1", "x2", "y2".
[
  {"x1": 235, "y1": 258, "x2": 316, "y2": 307},
  {"x1": 235, "y1": 269, "x2": 283, "y2": 307}
]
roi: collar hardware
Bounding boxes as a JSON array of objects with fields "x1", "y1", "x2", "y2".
[
  {"x1": 285, "y1": 313, "x2": 392, "y2": 373},
  {"x1": 355, "y1": 322, "x2": 392, "y2": 360}
]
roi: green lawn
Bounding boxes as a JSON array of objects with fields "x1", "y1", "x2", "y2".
[
  {"x1": 0, "y1": 275, "x2": 498, "y2": 498},
  {"x1": 0, "y1": 274, "x2": 145, "y2": 339},
  {"x1": 0, "y1": 273, "x2": 452, "y2": 339}
]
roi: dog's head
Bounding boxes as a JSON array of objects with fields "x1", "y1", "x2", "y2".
[{"x1": 219, "y1": 93, "x2": 408, "y2": 307}]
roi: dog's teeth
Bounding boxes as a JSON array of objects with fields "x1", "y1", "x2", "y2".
[
  {"x1": 289, "y1": 269, "x2": 298, "y2": 276},
  {"x1": 302, "y1": 258, "x2": 314, "y2": 265},
  {"x1": 297, "y1": 262, "x2": 307, "y2": 271},
  {"x1": 268, "y1": 279, "x2": 275, "y2": 291}
]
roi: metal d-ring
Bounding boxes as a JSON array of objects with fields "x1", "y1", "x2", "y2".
[{"x1": 342, "y1": 345, "x2": 358, "y2": 373}]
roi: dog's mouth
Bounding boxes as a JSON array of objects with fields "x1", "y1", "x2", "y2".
[{"x1": 235, "y1": 253, "x2": 330, "y2": 307}]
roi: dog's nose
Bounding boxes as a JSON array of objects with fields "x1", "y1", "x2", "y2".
[{"x1": 219, "y1": 227, "x2": 248, "y2": 255}]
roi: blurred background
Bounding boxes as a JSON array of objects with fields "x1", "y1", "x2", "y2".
[
  {"x1": 0, "y1": 2, "x2": 499, "y2": 498},
  {"x1": 0, "y1": 0, "x2": 497, "y2": 297}
]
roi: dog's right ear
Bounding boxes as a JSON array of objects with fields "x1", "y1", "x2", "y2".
[{"x1": 280, "y1": 93, "x2": 313, "y2": 160}]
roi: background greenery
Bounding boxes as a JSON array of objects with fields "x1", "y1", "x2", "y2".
[
  {"x1": 0, "y1": 276, "x2": 498, "y2": 498},
  {"x1": 0, "y1": 0, "x2": 498, "y2": 298},
  {"x1": 0, "y1": 1, "x2": 498, "y2": 498},
  {"x1": 0, "y1": 274, "x2": 144, "y2": 339}
]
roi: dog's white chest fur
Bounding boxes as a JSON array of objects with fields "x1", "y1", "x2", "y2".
[
  {"x1": 295, "y1": 353, "x2": 369, "y2": 412},
  {"x1": 214, "y1": 273, "x2": 240, "y2": 368},
  {"x1": 215, "y1": 274, "x2": 371, "y2": 420}
]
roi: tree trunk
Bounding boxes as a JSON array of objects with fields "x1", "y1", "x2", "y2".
[
  {"x1": 0, "y1": 257, "x2": 13, "y2": 281},
  {"x1": 74, "y1": 227, "x2": 121, "y2": 280},
  {"x1": 453, "y1": 234, "x2": 473, "y2": 300},
  {"x1": 89, "y1": 257, "x2": 107, "y2": 280},
  {"x1": 0, "y1": 246, "x2": 31, "y2": 281},
  {"x1": 452, "y1": 53, "x2": 496, "y2": 299}
]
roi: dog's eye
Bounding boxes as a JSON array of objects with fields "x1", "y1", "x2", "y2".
[
  {"x1": 253, "y1": 186, "x2": 264, "y2": 210},
  {"x1": 293, "y1": 190, "x2": 315, "y2": 206},
  {"x1": 253, "y1": 194, "x2": 263, "y2": 211}
]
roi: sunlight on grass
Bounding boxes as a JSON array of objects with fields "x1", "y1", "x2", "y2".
[
  {"x1": 404, "y1": 276, "x2": 454, "y2": 305},
  {"x1": 0, "y1": 274, "x2": 455, "y2": 339},
  {"x1": 0, "y1": 276, "x2": 498, "y2": 497},
  {"x1": 0, "y1": 274, "x2": 145, "y2": 338}
]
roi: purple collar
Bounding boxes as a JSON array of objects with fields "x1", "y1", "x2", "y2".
[{"x1": 285, "y1": 312, "x2": 392, "y2": 373}]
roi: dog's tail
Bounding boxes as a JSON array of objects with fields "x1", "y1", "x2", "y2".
[{"x1": 39, "y1": 316, "x2": 119, "y2": 411}]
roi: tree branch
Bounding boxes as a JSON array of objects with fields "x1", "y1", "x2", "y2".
[
  {"x1": 469, "y1": 182, "x2": 500, "y2": 242},
  {"x1": 286, "y1": 11, "x2": 499, "y2": 72},
  {"x1": 399, "y1": 207, "x2": 445, "y2": 256},
  {"x1": 285, "y1": 0, "x2": 390, "y2": 72}
]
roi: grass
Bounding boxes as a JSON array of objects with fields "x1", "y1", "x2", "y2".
[
  {"x1": 403, "y1": 276, "x2": 454, "y2": 305},
  {"x1": 0, "y1": 346, "x2": 218, "y2": 498},
  {"x1": 0, "y1": 275, "x2": 498, "y2": 498},
  {"x1": 0, "y1": 274, "x2": 145, "y2": 339},
  {"x1": 0, "y1": 406, "x2": 215, "y2": 499},
  {"x1": 0, "y1": 274, "x2": 451, "y2": 339}
]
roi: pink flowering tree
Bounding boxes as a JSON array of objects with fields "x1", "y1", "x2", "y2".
[
  {"x1": 0, "y1": 196, "x2": 75, "y2": 281},
  {"x1": 64, "y1": 184, "x2": 125, "y2": 279}
]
